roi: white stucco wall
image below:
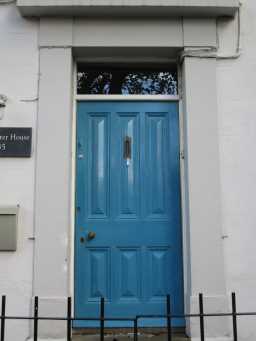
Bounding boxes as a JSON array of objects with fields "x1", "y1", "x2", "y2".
[
  {"x1": 217, "y1": 1, "x2": 256, "y2": 340},
  {"x1": 0, "y1": 0, "x2": 256, "y2": 340},
  {"x1": 0, "y1": 3, "x2": 38, "y2": 340}
]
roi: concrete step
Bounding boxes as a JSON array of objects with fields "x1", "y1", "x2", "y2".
[{"x1": 72, "y1": 334, "x2": 189, "y2": 341}]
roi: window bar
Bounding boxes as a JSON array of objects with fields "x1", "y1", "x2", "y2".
[
  {"x1": 166, "y1": 295, "x2": 172, "y2": 341},
  {"x1": 232, "y1": 293, "x2": 238, "y2": 341},
  {"x1": 34, "y1": 296, "x2": 38, "y2": 341},
  {"x1": 1, "y1": 296, "x2": 6, "y2": 341},
  {"x1": 100, "y1": 297, "x2": 105, "y2": 341},
  {"x1": 67, "y1": 297, "x2": 72, "y2": 341},
  {"x1": 134, "y1": 318, "x2": 138, "y2": 341},
  {"x1": 199, "y1": 293, "x2": 205, "y2": 341}
]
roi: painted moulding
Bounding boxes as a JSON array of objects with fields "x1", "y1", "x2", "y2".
[{"x1": 17, "y1": 0, "x2": 239, "y2": 17}]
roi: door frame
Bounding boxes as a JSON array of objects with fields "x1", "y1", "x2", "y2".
[
  {"x1": 34, "y1": 20, "x2": 228, "y2": 336},
  {"x1": 71, "y1": 65, "x2": 187, "y2": 324}
]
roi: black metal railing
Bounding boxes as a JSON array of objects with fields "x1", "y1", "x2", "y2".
[{"x1": 0, "y1": 292, "x2": 255, "y2": 341}]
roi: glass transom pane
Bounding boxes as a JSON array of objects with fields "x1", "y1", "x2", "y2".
[{"x1": 77, "y1": 65, "x2": 178, "y2": 95}]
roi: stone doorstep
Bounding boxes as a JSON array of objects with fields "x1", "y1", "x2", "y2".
[
  {"x1": 27, "y1": 327, "x2": 189, "y2": 341},
  {"x1": 27, "y1": 335, "x2": 188, "y2": 341},
  {"x1": 27, "y1": 335, "x2": 234, "y2": 341},
  {"x1": 72, "y1": 327, "x2": 189, "y2": 341},
  {"x1": 27, "y1": 338, "x2": 235, "y2": 341},
  {"x1": 72, "y1": 334, "x2": 189, "y2": 341},
  {"x1": 28, "y1": 338, "x2": 235, "y2": 341},
  {"x1": 73, "y1": 336, "x2": 188, "y2": 341}
]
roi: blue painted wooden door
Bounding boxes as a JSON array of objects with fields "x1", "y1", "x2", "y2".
[{"x1": 75, "y1": 101, "x2": 184, "y2": 327}]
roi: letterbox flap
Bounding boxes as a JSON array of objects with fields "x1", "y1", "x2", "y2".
[{"x1": 0, "y1": 206, "x2": 19, "y2": 215}]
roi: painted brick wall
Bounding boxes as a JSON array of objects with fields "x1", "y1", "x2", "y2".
[
  {"x1": 217, "y1": 1, "x2": 256, "y2": 340},
  {"x1": 0, "y1": 3, "x2": 38, "y2": 340}
]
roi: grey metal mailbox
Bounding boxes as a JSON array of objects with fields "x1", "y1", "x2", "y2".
[{"x1": 0, "y1": 206, "x2": 19, "y2": 251}]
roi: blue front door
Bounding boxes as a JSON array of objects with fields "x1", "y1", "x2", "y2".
[{"x1": 75, "y1": 101, "x2": 184, "y2": 327}]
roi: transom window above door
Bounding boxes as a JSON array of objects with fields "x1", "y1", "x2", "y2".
[{"x1": 77, "y1": 64, "x2": 178, "y2": 95}]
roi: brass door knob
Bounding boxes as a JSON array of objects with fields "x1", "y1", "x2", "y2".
[{"x1": 87, "y1": 231, "x2": 96, "y2": 241}]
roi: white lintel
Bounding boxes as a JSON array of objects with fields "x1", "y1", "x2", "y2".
[{"x1": 17, "y1": 0, "x2": 239, "y2": 18}]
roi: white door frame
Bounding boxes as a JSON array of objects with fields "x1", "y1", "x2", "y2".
[{"x1": 34, "y1": 45, "x2": 227, "y2": 339}]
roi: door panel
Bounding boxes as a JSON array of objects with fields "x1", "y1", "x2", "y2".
[
  {"x1": 144, "y1": 113, "x2": 169, "y2": 219},
  {"x1": 75, "y1": 101, "x2": 184, "y2": 327},
  {"x1": 114, "y1": 112, "x2": 139, "y2": 219},
  {"x1": 88, "y1": 114, "x2": 109, "y2": 218}
]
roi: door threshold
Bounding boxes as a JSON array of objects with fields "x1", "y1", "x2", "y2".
[
  {"x1": 72, "y1": 327, "x2": 187, "y2": 337},
  {"x1": 72, "y1": 331, "x2": 189, "y2": 341}
]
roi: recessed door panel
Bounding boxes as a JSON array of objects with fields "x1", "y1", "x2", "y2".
[
  {"x1": 115, "y1": 113, "x2": 140, "y2": 219},
  {"x1": 87, "y1": 113, "x2": 109, "y2": 219},
  {"x1": 144, "y1": 113, "x2": 169, "y2": 220}
]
